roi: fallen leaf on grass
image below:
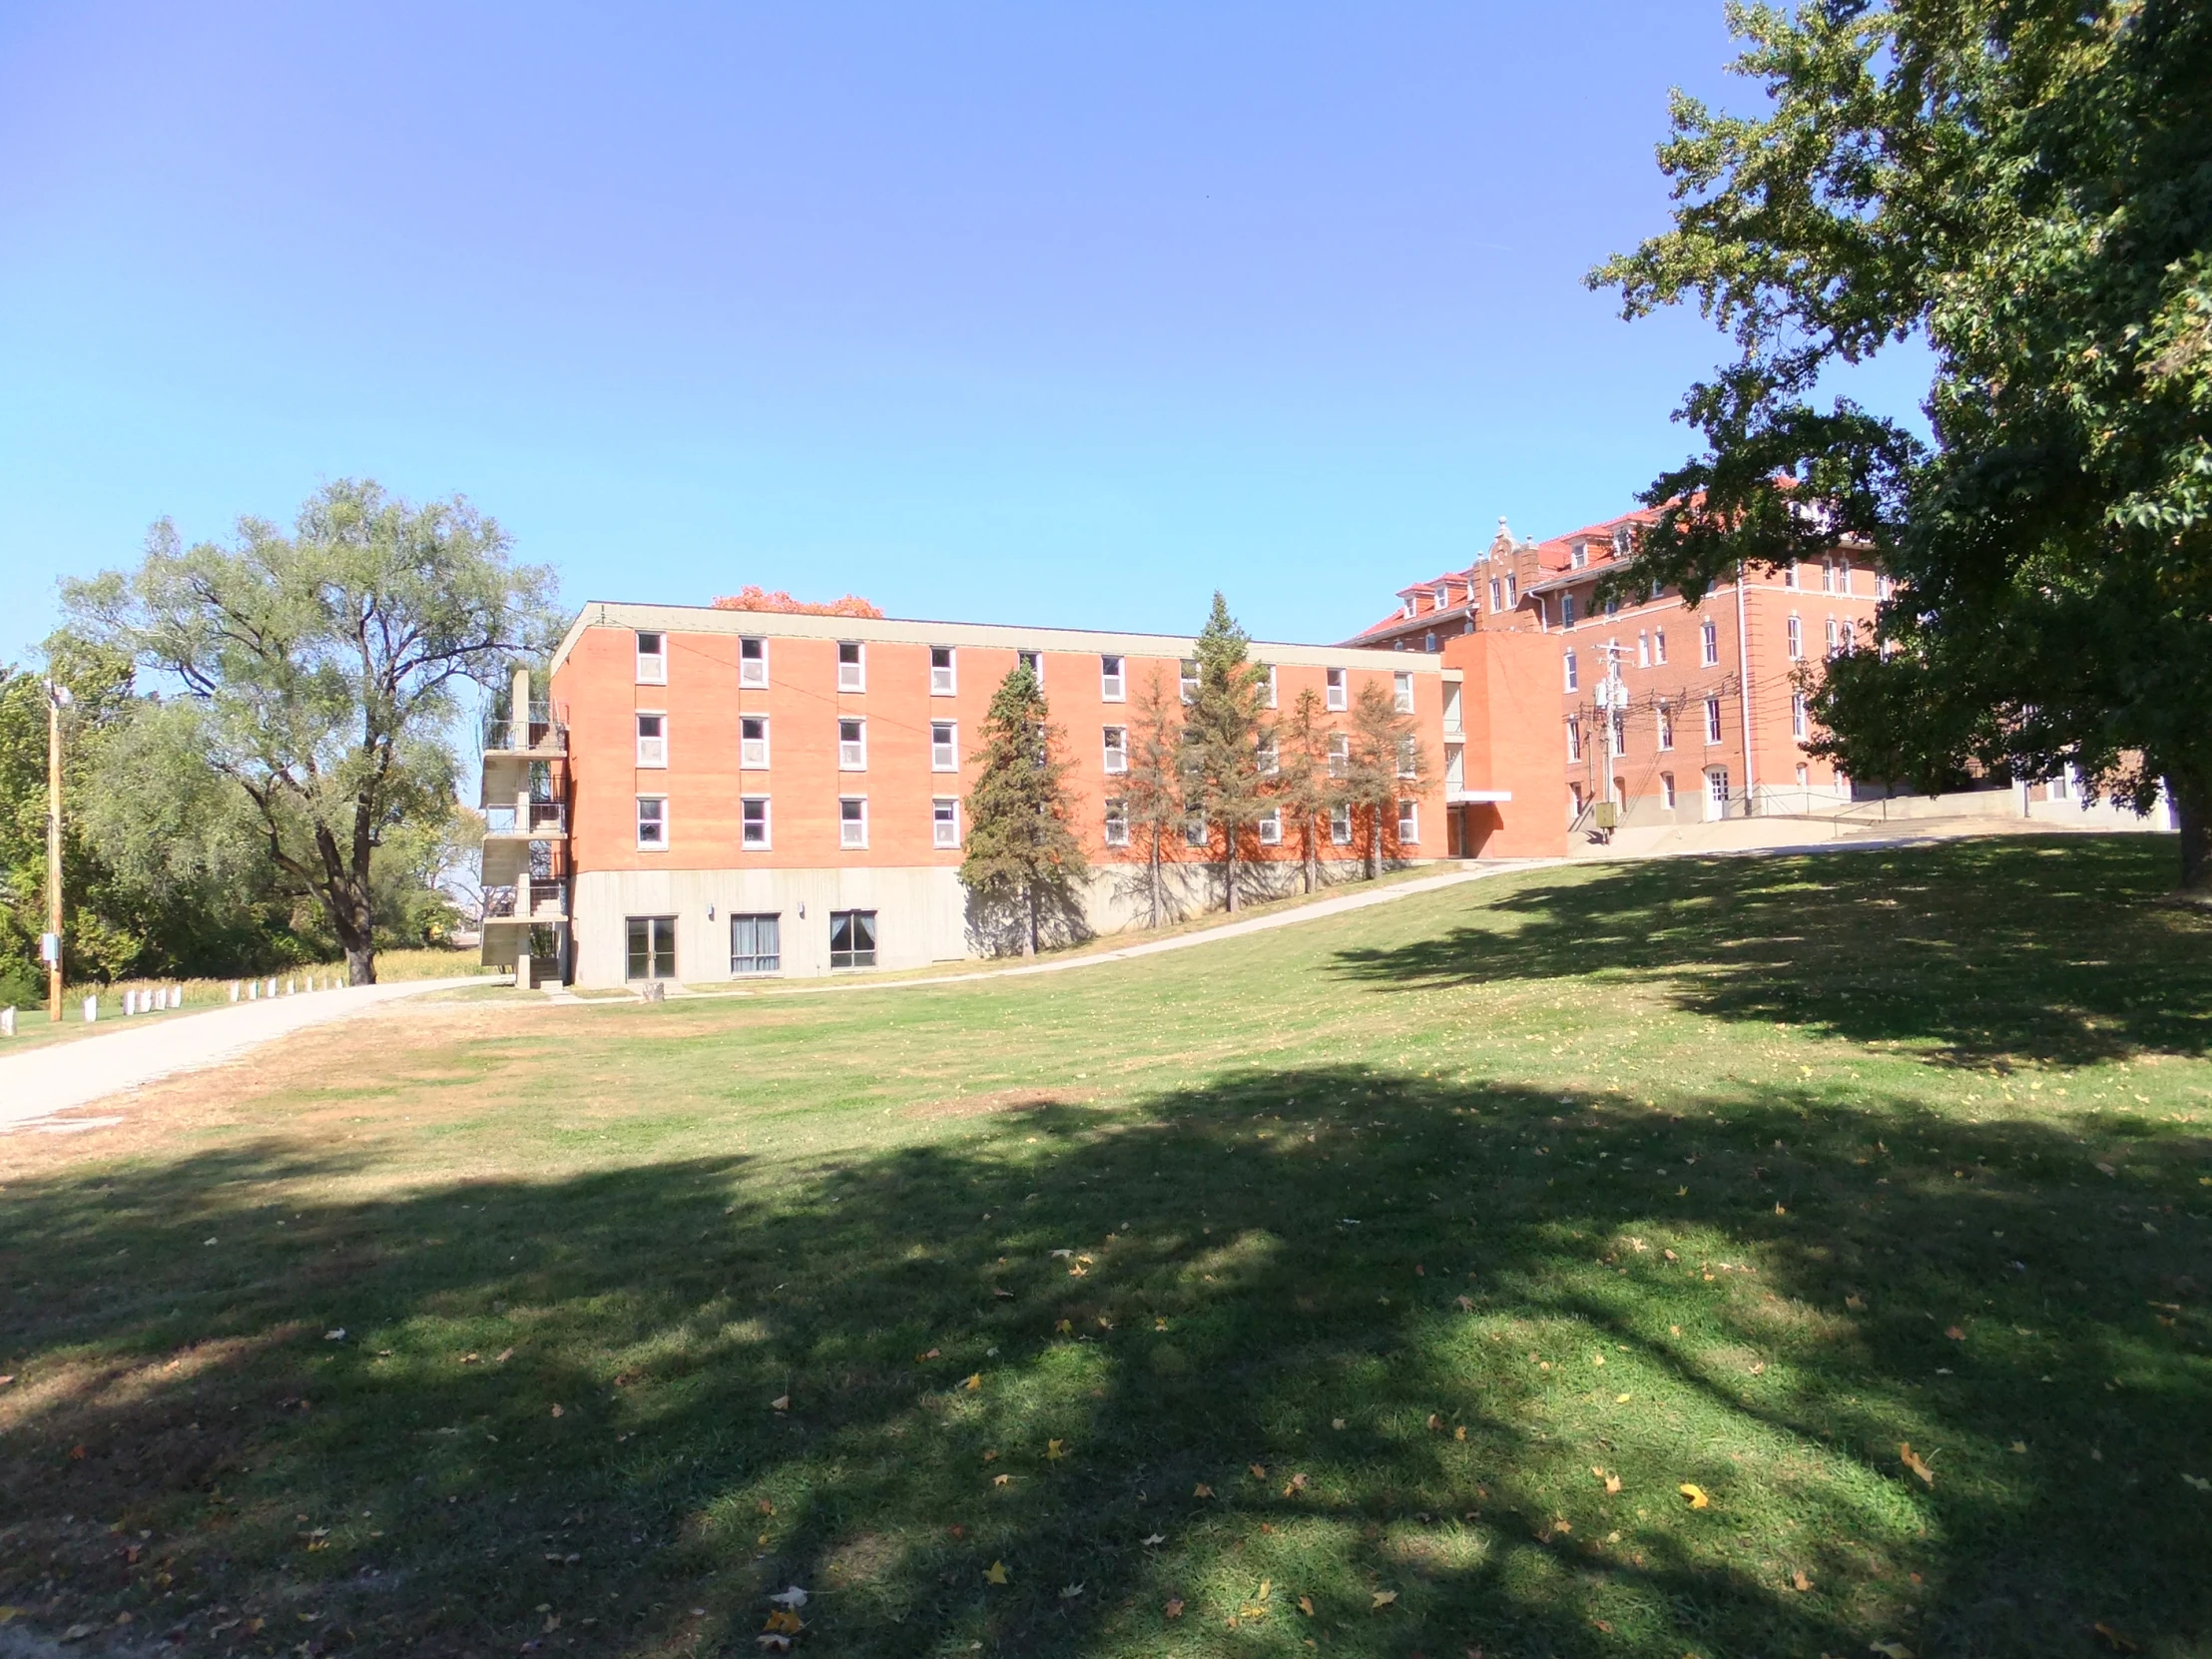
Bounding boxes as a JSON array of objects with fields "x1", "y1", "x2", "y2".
[
  {"x1": 495, "y1": 1348, "x2": 513, "y2": 1363},
  {"x1": 985, "y1": 1561, "x2": 1008, "y2": 1585},
  {"x1": 1454, "y1": 1296, "x2": 1474, "y2": 1311},
  {"x1": 1900, "y1": 1443, "x2": 1935, "y2": 1487},
  {"x1": 1791, "y1": 1569, "x2": 1812, "y2": 1592},
  {"x1": 1549, "y1": 1518, "x2": 1571, "y2": 1535},
  {"x1": 550, "y1": 1403, "x2": 564, "y2": 1417},
  {"x1": 2094, "y1": 1622, "x2": 2141, "y2": 1652},
  {"x1": 1454, "y1": 1425, "x2": 1467, "y2": 1442},
  {"x1": 768, "y1": 1588, "x2": 808, "y2": 1610},
  {"x1": 992, "y1": 1474, "x2": 1011, "y2": 1487},
  {"x1": 769, "y1": 1395, "x2": 790, "y2": 1411},
  {"x1": 1194, "y1": 1483, "x2": 1215, "y2": 1498},
  {"x1": 1250, "y1": 1462, "x2": 1267, "y2": 1479},
  {"x1": 757, "y1": 1636, "x2": 791, "y2": 1652},
  {"x1": 1869, "y1": 1641, "x2": 1915, "y2": 1658},
  {"x1": 1298, "y1": 1596, "x2": 1315, "y2": 1616},
  {"x1": 1164, "y1": 1599, "x2": 1184, "y2": 1619},
  {"x1": 1678, "y1": 1483, "x2": 1710, "y2": 1509},
  {"x1": 916, "y1": 1349, "x2": 940, "y2": 1362},
  {"x1": 2180, "y1": 1473, "x2": 2210, "y2": 1492},
  {"x1": 1283, "y1": 1472, "x2": 1310, "y2": 1495},
  {"x1": 763, "y1": 1609, "x2": 804, "y2": 1635},
  {"x1": 1615, "y1": 1392, "x2": 1632, "y2": 1404},
  {"x1": 1846, "y1": 1294, "x2": 1867, "y2": 1311},
  {"x1": 1055, "y1": 1320, "x2": 1072, "y2": 1335},
  {"x1": 1047, "y1": 1439, "x2": 1067, "y2": 1460},
  {"x1": 1371, "y1": 1590, "x2": 1397, "y2": 1610},
  {"x1": 1142, "y1": 1533, "x2": 1165, "y2": 1547},
  {"x1": 1944, "y1": 1326, "x2": 1965, "y2": 1342},
  {"x1": 963, "y1": 1374, "x2": 982, "y2": 1390},
  {"x1": 1060, "y1": 1583, "x2": 1084, "y2": 1600}
]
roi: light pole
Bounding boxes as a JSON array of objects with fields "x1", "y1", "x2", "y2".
[{"x1": 44, "y1": 681, "x2": 72, "y2": 1023}]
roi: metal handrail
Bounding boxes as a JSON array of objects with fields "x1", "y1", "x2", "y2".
[
  {"x1": 482, "y1": 700, "x2": 568, "y2": 754},
  {"x1": 483, "y1": 881, "x2": 570, "y2": 920},
  {"x1": 483, "y1": 801, "x2": 568, "y2": 833}
]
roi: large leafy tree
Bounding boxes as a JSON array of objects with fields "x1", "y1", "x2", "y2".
[
  {"x1": 1273, "y1": 686, "x2": 1346, "y2": 893},
  {"x1": 61, "y1": 479, "x2": 559, "y2": 982},
  {"x1": 1179, "y1": 593, "x2": 1272, "y2": 912},
  {"x1": 959, "y1": 664, "x2": 1090, "y2": 956},
  {"x1": 1344, "y1": 680, "x2": 1430, "y2": 879},
  {"x1": 1590, "y1": 0, "x2": 2212, "y2": 891}
]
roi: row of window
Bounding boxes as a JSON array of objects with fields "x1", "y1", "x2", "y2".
[
  {"x1": 625, "y1": 908, "x2": 877, "y2": 980},
  {"x1": 636, "y1": 693, "x2": 1419, "y2": 777},
  {"x1": 633, "y1": 631, "x2": 1400, "y2": 712},
  {"x1": 1568, "y1": 769, "x2": 1731, "y2": 818},
  {"x1": 631, "y1": 793, "x2": 1421, "y2": 852},
  {"x1": 1565, "y1": 691, "x2": 1820, "y2": 761}
]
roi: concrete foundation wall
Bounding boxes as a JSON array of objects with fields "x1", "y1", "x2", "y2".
[{"x1": 571, "y1": 853, "x2": 1427, "y2": 986}]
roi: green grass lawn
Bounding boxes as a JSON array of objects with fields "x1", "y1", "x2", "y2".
[{"x1": 1, "y1": 835, "x2": 2208, "y2": 1659}]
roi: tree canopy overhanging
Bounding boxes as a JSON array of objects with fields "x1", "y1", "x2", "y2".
[{"x1": 1589, "y1": 0, "x2": 2212, "y2": 889}]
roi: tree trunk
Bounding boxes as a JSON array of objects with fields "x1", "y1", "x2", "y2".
[
  {"x1": 1025, "y1": 884, "x2": 1039, "y2": 956},
  {"x1": 2177, "y1": 774, "x2": 2212, "y2": 895},
  {"x1": 1225, "y1": 830, "x2": 1240, "y2": 913},
  {"x1": 311, "y1": 822, "x2": 378, "y2": 983},
  {"x1": 1367, "y1": 805, "x2": 1382, "y2": 880},
  {"x1": 1149, "y1": 835, "x2": 1162, "y2": 929},
  {"x1": 1302, "y1": 823, "x2": 1316, "y2": 894}
]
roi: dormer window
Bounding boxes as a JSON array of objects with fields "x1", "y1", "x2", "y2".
[
  {"x1": 1570, "y1": 542, "x2": 1588, "y2": 570},
  {"x1": 1400, "y1": 598, "x2": 1415, "y2": 620},
  {"x1": 1431, "y1": 586, "x2": 1446, "y2": 610},
  {"x1": 1613, "y1": 526, "x2": 1635, "y2": 559}
]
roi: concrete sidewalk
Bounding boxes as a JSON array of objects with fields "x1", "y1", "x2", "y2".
[{"x1": 0, "y1": 976, "x2": 492, "y2": 1130}]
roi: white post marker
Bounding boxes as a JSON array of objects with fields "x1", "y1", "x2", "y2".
[
  {"x1": 2, "y1": 1006, "x2": 15, "y2": 1037},
  {"x1": 82, "y1": 994, "x2": 98, "y2": 1022},
  {"x1": 171, "y1": 985, "x2": 182, "y2": 1009},
  {"x1": 230, "y1": 981, "x2": 241, "y2": 1002}
]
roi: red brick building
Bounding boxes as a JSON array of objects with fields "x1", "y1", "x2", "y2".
[
  {"x1": 1345, "y1": 511, "x2": 1885, "y2": 834},
  {"x1": 481, "y1": 607, "x2": 1458, "y2": 986}
]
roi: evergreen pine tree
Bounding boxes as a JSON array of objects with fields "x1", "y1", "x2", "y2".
[
  {"x1": 1273, "y1": 686, "x2": 1345, "y2": 893},
  {"x1": 1119, "y1": 665, "x2": 1184, "y2": 928},
  {"x1": 1178, "y1": 593, "x2": 1270, "y2": 912},
  {"x1": 1345, "y1": 679, "x2": 1431, "y2": 879},
  {"x1": 959, "y1": 664, "x2": 1089, "y2": 956}
]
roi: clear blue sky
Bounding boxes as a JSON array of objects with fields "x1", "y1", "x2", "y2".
[{"x1": 0, "y1": 1, "x2": 1927, "y2": 663}]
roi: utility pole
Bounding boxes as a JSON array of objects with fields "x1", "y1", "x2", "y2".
[{"x1": 44, "y1": 681, "x2": 72, "y2": 1022}]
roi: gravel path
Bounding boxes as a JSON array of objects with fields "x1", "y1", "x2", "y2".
[{"x1": 0, "y1": 976, "x2": 491, "y2": 1129}]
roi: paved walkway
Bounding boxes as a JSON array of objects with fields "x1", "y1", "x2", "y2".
[{"x1": 0, "y1": 977, "x2": 489, "y2": 1130}]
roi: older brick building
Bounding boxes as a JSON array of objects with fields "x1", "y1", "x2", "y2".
[{"x1": 1345, "y1": 511, "x2": 1885, "y2": 833}]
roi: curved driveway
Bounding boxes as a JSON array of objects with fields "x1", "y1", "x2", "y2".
[{"x1": 0, "y1": 977, "x2": 490, "y2": 1129}]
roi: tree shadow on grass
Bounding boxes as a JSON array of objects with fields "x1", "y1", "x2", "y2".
[
  {"x1": 1, "y1": 1064, "x2": 2207, "y2": 1658},
  {"x1": 1332, "y1": 835, "x2": 2212, "y2": 1068}
]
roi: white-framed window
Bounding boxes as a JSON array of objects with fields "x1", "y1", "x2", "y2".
[
  {"x1": 836, "y1": 639, "x2": 864, "y2": 692},
  {"x1": 1605, "y1": 594, "x2": 1620, "y2": 618},
  {"x1": 1103, "y1": 798, "x2": 1129, "y2": 847},
  {"x1": 1256, "y1": 733, "x2": 1278, "y2": 776},
  {"x1": 930, "y1": 721, "x2": 958, "y2": 772},
  {"x1": 730, "y1": 912, "x2": 780, "y2": 975},
  {"x1": 1567, "y1": 718, "x2": 1582, "y2": 762},
  {"x1": 1796, "y1": 762, "x2": 1811, "y2": 788},
  {"x1": 740, "y1": 715, "x2": 769, "y2": 769},
  {"x1": 1259, "y1": 664, "x2": 1278, "y2": 708},
  {"x1": 1393, "y1": 672, "x2": 1413, "y2": 713},
  {"x1": 1653, "y1": 628, "x2": 1667, "y2": 665},
  {"x1": 1561, "y1": 593, "x2": 1577, "y2": 628},
  {"x1": 1400, "y1": 597, "x2": 1415, "y2": 620},
  {"x1": 1705, "y1": 697, "x2": 1724, "y2": 744},
  {"x1": 1660, "y1": 771, "x2": 1676, "y2": 810},
  {"x1": 1180, "y1": 659, "x2": 1200, "y2": 704},
  {"x1": 1784, "y1": 562, "x2": 1800, "y2": 590},
  {"x1": 1825, "y1": 617, "x2": 1842, "y2": 656},
  {"x1": 1505, "y1": 574, "x2": 1517, "y2": 606},
  {"x1": 1700, "y1": 620, "x2": 1719, "y2": 666},
  {"x1": 635, "y1": 631, "x2": 666, "y2": 685},
  {"x1": 1570, "y1": 541, "x2": 1588, "y2": 570},
  {"x1": 1328, "y1": 732, "x2": 1350, "y2": 777},
  {"x1": 838, "y1": 717, "x2": 866, "y2": 771},
  {"x1": 739, "y1": 636, "x2": 768, "y2": 687},
  {"x1": 838, "y1": 796, "x2": 867, "y2": 848},
  {"x1": 1017, "y1": 649, "x2": 1043, "y2": 686},
  {"x1": 1877, "y1": 572, "x2": 1894, "y2": 600},
  {"x1": 1100, "y1": 654, "x2": 1126, "y2": 702},
  {"x1": 1489, "y1": 577, "x2": 1502, "y2": 611},
  {"x1": 1431, "y1": 585, "x2": 1446, "y2": 609},
  {"x1": 1423, "y1": 630, "x2": 1436, "y2": 652},
  {"x1": 1637, "y1": 632, "x2": 1650, "y2": 668},
  {"x1": 1822, "y1": 557, "x2": 1838, "y2": 593},
  {"x1": 1613, "y1": 525, "x2": 1635, "y2": 559},
  {"x1": 741, "y1": 796, "x2": 770, "y2": 847},
  {"x1": 829, "y1": 909, "x2": 876, "y2": 969},
  {"x1": 932, "y1": 797, "x2": 960, "y2": 848},
  {"x1": 930, "y1": 646, "x2": 957, "y2": 695},
  {"x1": 1563, "y1": 649, "x2": 1579, "y2": 692},
  {"x1": 1330, "y1": 803, "x2": 1353, "y2": 845},
  {"x1": 1657, "y1": 705, "x2": 1675, "y2": 751},
  {"x1": 1395, "y1": 738, "x2": 1417, "y2": 780},
  {"x1": 2050, "y1": 767, "x2": 2072, "y2": 802},
  {"x1": 636, "y1": 712, "x2": 667, "y2": 768},
  {"x1": 1326, "y1": 667, "x2": 1348, "y2": 711},
  {"x1": 636, "y1": 795, "x2": 668, "y2": 849},
  {"x1": 1791, "y1": 692, "x2": 1808, "y2": 740},
  {"x1": 1102, "y1": 726, "x2": 1128, "y2": 774},
  {"x1": 1396, "y1": 799, "x2": 1419, "y2": 843},
  {"x1": 1183, "y1": 812, "x2": 1207, "y2": 848},
  {"x1": 1787, "y1": 615, "x2": 1803, "y2": 659},
  {"x1": 1258, "y1": 806, "x2": 1282, "y2": 845}
]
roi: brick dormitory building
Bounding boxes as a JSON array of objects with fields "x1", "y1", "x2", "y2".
[{"x1": 479, "y1": 503, "x2": 1892, "y2": 987}]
